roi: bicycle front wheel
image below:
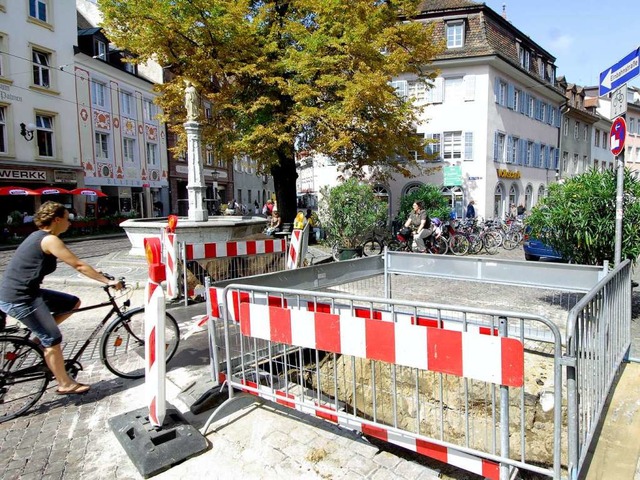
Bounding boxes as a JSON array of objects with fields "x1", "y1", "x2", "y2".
[
  {"x1": 100, "y1": 309, "x2": 180, "y2": 379},
  {"x1": 362, "y1": 239, "x2": 383, "y2": 256},
  {"x1": 0, "y1": 337, "x2": 50, "y2": 424},
  {"x1": 449, "y1": 233, "x2": 469, "y2": 256}
]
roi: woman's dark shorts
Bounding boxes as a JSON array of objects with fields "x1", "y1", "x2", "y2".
[{"x1": 0, "y1": 290, "x2": 79, "y2": 348}]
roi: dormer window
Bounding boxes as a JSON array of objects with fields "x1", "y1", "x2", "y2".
[
  {"x1": 96, "y1": 40, "x2": 107, "y2": 61},
  {"x1": 446, "y1": 20, "x2": 465, "y2": 48},
  {"x1": 517, "y1": 43, "x2": 530, "y2": 71}
]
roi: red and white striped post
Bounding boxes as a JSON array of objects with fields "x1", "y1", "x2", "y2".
[
  {"x1": 144, "y1": 237, "x2": 167, "y2": 427},
  {"x1": 163, "y1": 215, "x2": 179, "y2": 300}
]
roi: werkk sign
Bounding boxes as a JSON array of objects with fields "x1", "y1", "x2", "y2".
[{"x1": 496, "y1": 169, "x2": 520, "y2": 179}]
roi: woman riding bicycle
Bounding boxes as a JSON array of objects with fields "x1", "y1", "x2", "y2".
[
  {"x1": 404, "y1": 200, "x2": 433, "y2": 253},
  {"x1": 0, "y1": 201, "x2": 122, "y2": 395}
]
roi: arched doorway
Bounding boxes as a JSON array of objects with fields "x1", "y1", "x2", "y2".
[
  {"x1": 508, "y1": 184, "x2": 518, "y2": 213},
  {"x1": 441, "y1": 186, "x2": 464, "y2": 219},
  {"x1": 537, "y1": 184, "x2": 546, "y2": 204},
  {"x1": 525, "y1": 184, "x2": 533, "y2": 211}
]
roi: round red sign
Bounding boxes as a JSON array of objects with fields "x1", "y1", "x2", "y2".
[{"x1": 610, "y1": 117, "x2": 627, "y2": 156}]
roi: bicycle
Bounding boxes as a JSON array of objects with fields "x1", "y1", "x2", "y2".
[{"x1": 0, "y1": 275, "x2": 180, "y2": 423}]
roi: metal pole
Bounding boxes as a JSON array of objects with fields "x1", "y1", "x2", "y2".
[{"x1": 614, "y1": 149, "x2": 624, "y2": 266}]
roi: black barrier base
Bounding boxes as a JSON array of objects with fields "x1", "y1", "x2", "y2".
[{"x1": 109, "y1": 406, "x2": 209, "y2": 478}]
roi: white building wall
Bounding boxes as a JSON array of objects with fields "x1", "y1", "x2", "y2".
[{"x1": 0, "y1": 1, "x2": 82, "y2": 201}]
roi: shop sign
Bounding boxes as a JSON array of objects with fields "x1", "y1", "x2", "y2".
[
  {"x1": 0, "y1": 168, "x2": 46, "y2": 181},
  {"x1": 496, "y1": 169, "x2": 521, "y2": 179},
  {"x1": 54, "y1": 170, "x2": 77, "y2": 183},
  {"x1": 443, "y1": 165, "x2": 463, "y2": 186},
  {"x1": 0, "y1": 84, "x2": 23, "y2": 102}
]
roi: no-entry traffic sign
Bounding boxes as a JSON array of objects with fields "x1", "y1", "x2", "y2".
[{"x1": 610, "y1": 117, "x2": 627, "y2": 157}]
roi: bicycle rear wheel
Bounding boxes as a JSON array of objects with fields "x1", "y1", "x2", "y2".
[
  {"x1": 502, "y1": 231, "x2": 522, "y2": 250},
  {"x1": 100, "y1": 309, "x2": 180, "y2": 379},
  {"x1": 362, "y1": 239, "x2": 383, "y2": 256},
  {"x1": 449, "y1": 233, "x2": 469, "y2": 256},
  {"x1": 483, "y1": 231, "x2": 501, "y2": 255},
  {"x1": 0, "y1": 336, "x2": 50, "y2": 423}
]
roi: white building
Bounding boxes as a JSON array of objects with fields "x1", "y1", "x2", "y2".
[
  {"x1": 297, "y1": 1, "x2": 566, "y2": 220},
  {"x1": 0, "y1": 0, "x2": 82, "y2": 216}
]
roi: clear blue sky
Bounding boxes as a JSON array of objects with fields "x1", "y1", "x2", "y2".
[{"x1": 483, "y1": 1, "x2": 640, "y2": 89}]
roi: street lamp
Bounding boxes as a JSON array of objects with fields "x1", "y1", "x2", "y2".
[{"x1": 20, "y1": 123, "x2": 36, "y2": 141}]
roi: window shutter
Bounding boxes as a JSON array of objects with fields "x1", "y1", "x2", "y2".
[
  {"x1": 554, "y1": 148, "x2": 560, "y2": 169},
  {"x1": 432, "y1": 77, "x2": 443, "y2": 103},
  {"x1": 507, "y1": 84, "x2": 515, "y2": 109},
  {"x1": 464, "y1": 132, "x2": 473, "y2": 160},
  {"x1": 506, "y1": 136, "x2": 513, "y2": 164},
  {"x1": 555, "y1": 108, "x2": 562, "y2": 128},
  {"x1": 519, "y1": 91, "x2": 526, "y2": 114},
  {"x1": 464, "y1": 75, "x2": 476, "y2": 101},
  {"x1": 534, "y1": 143, "x2": 540, "y2": 167},
  {"x1": 494, "y1": 132, "x2": 499, "y2": 161},
  {"x1": 494, "y1": 78, "x2": 500, "y2": 103}
]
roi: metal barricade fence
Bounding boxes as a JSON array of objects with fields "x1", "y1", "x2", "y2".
[
  {"x1": 201, "y1": 253, "x2": 626, "y2": 480},
  {"x1": 178, "y1": 238, "x2": 287, "y2": 305},
  {"x1": 565, "y1": 260, "x2": 632, "y2": 479},
  {"x1": 203, "y1": 283, "x2": 564, "y2": 479}
]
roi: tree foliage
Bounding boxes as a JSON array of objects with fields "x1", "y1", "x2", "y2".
[
  {"x1": 395, "y1": 184, "x2": 451, "y2": 224},
  {"x1": 526, "y1": 168, "x2": 640, "y2": 266},
  {"x1": 318, "y1": 179, "x2": 387, "y2": 249},
  {"x1": 99, "y1": 0, "x2": 442, "y2": 221}
]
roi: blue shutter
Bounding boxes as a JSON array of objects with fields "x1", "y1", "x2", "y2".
[
  {"x1": 506, "y1": 136, "x2": 513, "y2": 163},
  {"x1": 519, "y1": 91, "x2": 526, "y2": 114},
  {"x1": 534, "y1": 143, "x2": 540, "y2": 167},
  {"x1": 494, "y1": 132, "x2": 499, "y2": 161},
  {"x1": 494, "y1": 78, "x2": 500, "y2": 103},
  {"x1": 507, "y1": 84, "x2": 515, "y2": 109},
  {"x1": 554, "y1": 148, "x2": 560, "y2": 169}
]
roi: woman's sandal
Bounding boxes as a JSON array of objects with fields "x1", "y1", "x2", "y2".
[{"x1": 55, "y1": 383, "x2": 90, "y2": 395}]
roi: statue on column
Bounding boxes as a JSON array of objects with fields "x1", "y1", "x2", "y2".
[{"x1": 184, "y1": 80, "x2": 200, "y2": 122}]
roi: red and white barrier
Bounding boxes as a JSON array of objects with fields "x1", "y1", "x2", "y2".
[
  {"x1": 185, "y1": 238, "x2": 286, "y2": 261},
  {"x1": 144, "y1": 237, "x2": 167, "y2": 427},
  {"x1": 286, "y1": 224, "x2": 309, "y2": 270},
  {"x1": 237, "y1": 302, "x2": 524, "y2": 386},
  {"x1": 164, "y1": 230, "x2": 178, "y2": 300}
]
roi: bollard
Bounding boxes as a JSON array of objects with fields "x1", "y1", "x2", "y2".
[
  {"x1": 164, "y1": 215, "x2": 179, "y2": 300},
  {"x1": 144, "y1": 237, "x2": 167, "y2": 427}
]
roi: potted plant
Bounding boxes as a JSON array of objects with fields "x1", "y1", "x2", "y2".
[{"x1": 319, "y1": 178, "x2": 387, "y2": 260}]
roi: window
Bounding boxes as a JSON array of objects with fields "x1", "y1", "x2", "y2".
[
  {"x1": 518, "y1": 44, "x2": 530, "y2": 70},
  {"x1": 391, "y1": 80, "x2": 407, "y2": 99},
  {"x1": 538, "y1": 185, "x2": 546, "y2": 201},
  {"x1": 594, "y1": 128, "x2": 601, "y2": 147},
  {"x1": 563, "y1": 118, "x2": 569, "y2": 136},
  {"x1": 0, "y1": 34, "x2": 5, "y2": 77},
  {"x1": 32, "y1": 49, "x2": 50, "y2": 88},
  {"x1": 143, "y1": 99, "x2": 155, "y2": 121},
  {"x1": 583, "y1": 126, "x2": 588, "y2": 141},
  {"x1": 425, "y1": 133, "x2": 441, "y2": 159},
  {"x1": 446, "y1": 21, "x2": 464, "y2": 48},
  {"x1": 602, "y1": 131, "x2": 607, "y2": 149},
  {"x1": 574, "y1": 122, "x2": 579, "y2": 139},
  {"x1": 95, "y1": 132, "x2": 109, "y2": 159},
  {"x1": 206, "y1": 147, "x2": 214, "y2": 166},
  {"x1": 91, "y1": 80, "x2": 107, "y2": 108},
  {"x1": 496, "y1": 79, "x2": 507, "y2": 106},
  {"x1": 407, "y1": 81, "x2": 426, "y2": 102},
  {"x1": 96, "y1": 40, "x2": 107, "y2": 61},
  {"x1": 513, "y1": 88, "x2": 521, "y2": 112},
  {"x1": 527, "y1": 142, "x2": 534, "y2": 166},
  {"x1": 35, "y1": 114, "x2": 54, "y2": 157},
  {"x1": 464, "y1": 132, "x2": 473, "y2": 160},
  {"x1": 121, "y1": 92, "x2": 134, "y2": 117},
  {"x1": 0, "y1": 106, "x2": 6, "y2": 153},
  {"x1": 444, "y1": 77, "x2": 464, "y2": 103},
  {"x1": 528, "y1": 96, "x2": 534, "y2": 117},
  {"x1": 123, "y1": 137, "x2": 135, "y2": 163},
  {"x1": 146, "y1": 142, "x2": 157, "y2": 165},
  {"x1": 29, "y1": 0, "x2": 48, "y2": 23},
  {"x1": 123, "y1": 62, "x2": 135, "y2": 74},
  {"x1": 562, "y1": 151, "x2": 569, "y2": 173},
  {"x1": 540, "y1": 103, "x2": 546, "y2": 123},
  {"x1": 507, "y1": 136, "x2": 518, "y2": 164},
  {"x1": 630, "y1": 118, "x2": 636, "y2": 134},
  {"x1": 538, "y1": 144, "x2": 545, "y2": 168},
  {"x1": 443, "y1": 131, "x2": 462, "y2": 160},
  {"x1": 494, "y1": 132, "x2": 506, "y2": 162}
]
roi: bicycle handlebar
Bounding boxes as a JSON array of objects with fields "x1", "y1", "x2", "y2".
[{"x1": 100, "y1": 272, "x2": 126, "y2": 290}]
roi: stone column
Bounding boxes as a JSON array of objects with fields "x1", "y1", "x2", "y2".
[{"x1": 184, "y1": 121, "x2": 208, "y2": 222}]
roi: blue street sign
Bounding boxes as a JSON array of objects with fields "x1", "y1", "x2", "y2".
[{"x1": 600, "y1": 48, "x2": 640, "y2": 96}]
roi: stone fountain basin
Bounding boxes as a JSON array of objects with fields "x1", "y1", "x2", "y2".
[{"x1": 120, "y1": 216, "x2": 267, "y2": 256}]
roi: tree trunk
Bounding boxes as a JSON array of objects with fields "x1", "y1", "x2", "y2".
[{"x1": 271, "y1": 147, "x2": 298, "y2": 224}]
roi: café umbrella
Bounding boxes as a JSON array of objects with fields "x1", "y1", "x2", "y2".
[
  {"x1": 34, "y1": 187, "x2": 72, "y2": 195},
  {"x1": 0, "y1": 186, "x2": 39, "y2": 195},
  {"x1": 69, "y1": 187, "x2": 107, "y2": 197}
]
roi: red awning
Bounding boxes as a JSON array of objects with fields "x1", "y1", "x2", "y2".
[
  {"x1": 35, "y1": 187, "x2": 72, "y2": 195},
  {"x1": 0, "y1": 186, "x2": 39, "y2": 195},
  {"x1": 69, "y1": 188, "x2": 107, "y2": 197}
]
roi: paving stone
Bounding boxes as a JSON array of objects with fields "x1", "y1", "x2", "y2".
[
  {"x1": 345, "y1": 453, "x2": 380, "y2": 477},
  {"x1": 373, "y1": 450, "x2": 403, "y2": 469}
]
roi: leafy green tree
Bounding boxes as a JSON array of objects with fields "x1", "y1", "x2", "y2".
[
  {"x1": 100, "y1": 0, "x2": 442, "y2": 222},
  {"x1": 319, "y1": 179, "x2": 387, "y2": 249},
  {"x1": 395, "y1": 184, "x2": 450, "y2": 224},
  {"x1": 526, "y1": 168, "x2": 640, "y2": 265}
]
